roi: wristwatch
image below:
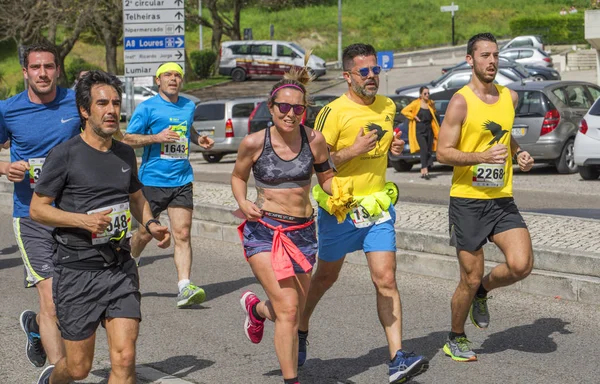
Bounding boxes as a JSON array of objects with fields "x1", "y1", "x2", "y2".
[
  {"x1": 144, "y1": 219, "x2": 161, "y2": 233},
  {"x1": 515, "y1": 150, "x2": 525, "y2": 157}
]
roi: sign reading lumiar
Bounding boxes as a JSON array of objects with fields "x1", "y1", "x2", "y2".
[{"x1": 123, "y1": 0, "x2": 186, "y2": 77}]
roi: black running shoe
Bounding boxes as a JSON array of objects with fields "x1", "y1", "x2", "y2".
[
  {"x1": 37, "y1": 365, "x2": 54, "y2": 384},
  {"x1": 20, "y1": 310, "x2": 47, "y2": 367}
]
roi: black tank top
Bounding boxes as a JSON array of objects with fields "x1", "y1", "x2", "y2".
[{"x1": 253, "y1": 126, "x2": 314, "y2": 189}]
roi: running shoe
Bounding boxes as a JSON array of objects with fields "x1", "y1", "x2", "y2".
[
  {"x1": 443, "y1": 336, "x2": 477, "y2": 362},
  {"x1": 36, "y1": 365, "x2": 54, "y2": 384},
  {"x1": 298, "y1": 331, "x2": 309, "y2": 367},
  {"x1": 388, "y1": 350, "x2": 429, "y2": 383},
  {"x1": 470, "y1": 295, "x2": 490, "y2": 329},
  {"x1": 177, "y1": 283, "x2": 206, "y2": 308},
  {"x1": 20, "y1": 310, "x2": 46, "y2": 367},
  {"x1": 240, "y1": 291, "x2": 264, "y2": 344}
]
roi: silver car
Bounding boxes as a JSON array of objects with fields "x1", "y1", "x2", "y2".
[
  {"x1": 508, "y1": 81, "x2": 600, "y2": 173},
  {"x1": 501, "y1": 35, "x2": 546, "y2": 52},
  {"x1": 191, "y1": 97, "x2": 263, "y2": 162},
  {"x1": 500, "y1": 48, "x2": 553, "y2": 68}
]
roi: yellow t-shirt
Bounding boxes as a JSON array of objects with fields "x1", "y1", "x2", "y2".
[
  {"x1": 450, "y1": 84, "x2": 515, "y2": 199},
  {"x1": 314, "y1": 94, "x2": 396, "y2": 196}
]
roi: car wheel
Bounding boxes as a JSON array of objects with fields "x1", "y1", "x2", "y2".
[
  {"x1": 231, "y1": 68, "x2": 246, "y2": 82},
  {"x1": 555, "y1": 139, "x2": 578, "y2": 174},
  {"x1": 391, "y1": 160, "x2": 414, "y2": 172},
  {"x1": 532, "y1": 75, "x2": 546, "y2": 81},
  {"x1": 202, "y1": 153, "x2": 224, "y2": 163},
  {"x1": 578, "y1": 165, "x2": 600, "y2": 180}
]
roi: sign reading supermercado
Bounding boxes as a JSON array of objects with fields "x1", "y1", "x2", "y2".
[{"x1": 123, "y1": 0, "x2": 185, "y2": 77}]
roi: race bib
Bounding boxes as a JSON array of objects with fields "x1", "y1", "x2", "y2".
[
  {"x1": 87, "y1": 202, "x2": 132, "y2": 245},
  {"x1": 472, "y1": 163, "x2": 505, "y2": 187},
  {"x1": 349, "y1": 205, "x2": 392, "y2": 228},
  {"x1": 28, "y1": 158, "x2": 46, "y2": 189},
  {"x1": 161, "y1": 124, "x2": 189, "y2": 159}
]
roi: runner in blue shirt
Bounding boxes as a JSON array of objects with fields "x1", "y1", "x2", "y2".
[
  {"x1": 0, "y1": 43, "x2": 80, "y2": 380},
  {"x1": 123, "y1": 62, "x2": 214, "y2": 308}
]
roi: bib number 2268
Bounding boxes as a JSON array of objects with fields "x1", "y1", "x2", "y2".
[{"x1": 472, "y1": 163, "x2": 505, "y2": 187}]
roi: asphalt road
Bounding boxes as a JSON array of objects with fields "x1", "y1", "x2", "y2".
[{"x1": 1, "y1": 205, "x2": 599, "y2": 384}]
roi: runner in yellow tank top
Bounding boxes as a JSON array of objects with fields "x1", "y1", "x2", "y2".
[{"x1": 436, "y1": 33, "x2": 535, "y2": 363}]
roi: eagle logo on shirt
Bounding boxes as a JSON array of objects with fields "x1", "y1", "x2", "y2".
[
  {"x1": 366, "y1": 123, "x2": 387, "y2": 141},
  {"x1": 483, "y1": 120, "x2": 508, "y2": 146}
]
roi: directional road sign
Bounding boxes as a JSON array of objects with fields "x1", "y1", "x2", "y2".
[{"x1": 123, "y1": 0, "x2": 185, "y2": 77}]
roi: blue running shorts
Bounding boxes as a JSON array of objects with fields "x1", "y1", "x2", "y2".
[{"x1": 317, "y1": 205, "x2": 397, "y2": 262}]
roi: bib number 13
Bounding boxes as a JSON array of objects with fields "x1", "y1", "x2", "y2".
[{"x1": 28, "y1": 158, "x2": 46, "y2": 189}]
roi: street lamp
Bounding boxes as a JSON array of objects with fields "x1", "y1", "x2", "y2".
[{"x1": 337, "y1": 0, "x2": 342, "y2": 69}]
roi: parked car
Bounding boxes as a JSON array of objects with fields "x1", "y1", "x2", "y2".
[
  {"x1": 247, "y1": 95, "x2": 338, "y2": 134},
  {"x1": 395, "y1": 68, "x2": 520, "y2": 97},
  {"x1": 507, "y1": 81, "x2": 600, "y2": 173},
  {"x1": 388, "y1": 99, "x2": 450, "y2": 172},
  {"x1": 501, "y1": 35, "x2": 546, "y2": 52},
  {"x1": 219, "y1": 40, "x2": 327, "y2": 82},
  {"x1": 574, "y1": 90, "x2": 600, "y2": 179},
  {"x1": 500, "y1": 48, "x2": 553, "y2": 68},
  {"x1": 441, "y1": 57, "x2": 560, "y2": 81},
  {"x1": 191, "y1": 97, "x2": 263, "y2": 162}
]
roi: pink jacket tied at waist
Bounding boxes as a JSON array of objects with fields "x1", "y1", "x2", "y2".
[{"x1": 238, "y1": 218, "x2": 314, "y2": 281}]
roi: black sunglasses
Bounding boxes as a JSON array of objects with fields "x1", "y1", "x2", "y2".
[
  {"x1": 351, "y1": 65, "x2": 382, "y2": 77},
  {"x1": 273, "y1": 102, "x2": 306, "y2": 115}
]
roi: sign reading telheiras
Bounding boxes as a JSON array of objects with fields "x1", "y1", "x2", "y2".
[{"x1": 123, "y1": 0, "x2": 186, "y2": 77}]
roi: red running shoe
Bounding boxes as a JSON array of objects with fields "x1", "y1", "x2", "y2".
[{"x1": 240, "y1": 291, "x2": 264, "y2": 344}]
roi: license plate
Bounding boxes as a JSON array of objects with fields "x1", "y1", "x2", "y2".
[
  {"x1": 199, "y1": 130, "x2": 214, "y2": 136},
  {"x1": 512, "y1": 127, "x2": 526, "y2": 138}
]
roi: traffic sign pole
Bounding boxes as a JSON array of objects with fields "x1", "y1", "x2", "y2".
[{"x1": 441, "y1": 2, "x2": 459, "y2": 46}]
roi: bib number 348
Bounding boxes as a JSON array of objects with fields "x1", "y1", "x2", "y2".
[
  {"x1": 87, "y1": 202, "x2": 132, "y2": 245},
  {"x1": 472, "y1": 163, "x2": 505, "y2": 187}
]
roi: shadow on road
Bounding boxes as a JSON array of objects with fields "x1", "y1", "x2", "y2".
[
  {"x1": 0, "y1": 244, "x2": 18, "y2": 255},
  {"x1": 0, "y1": 256, "x2": 22, "y2": 270},
  {"x1": 264, "y1": 331, "x2": 446, "y2": 383},
  {"x1": 147, "y1": 355, "x2": 215, "y2": 378},
  {"x1": 136, "y1": 253, "x2": 172, "y2": 267},
  {"x1": 142, "y1": 276, "x2": 257, "y2": 305},
  {"x1": 475, "y1": 317, "x2": 572, "y2": 355}
]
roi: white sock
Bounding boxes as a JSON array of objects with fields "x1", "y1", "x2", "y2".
[{"x1": 178, "y1": 279, "x2": 191, "y2": 293}]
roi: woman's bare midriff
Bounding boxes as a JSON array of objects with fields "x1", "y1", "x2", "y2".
[{"x1": 255, "y1": 184, "x2": 313, "y2": 218}]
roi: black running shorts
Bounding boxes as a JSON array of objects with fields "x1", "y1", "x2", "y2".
[
  {"x1": 53, "y1": 259, "x2": 141, "y2": 341},
  {"x1": 142, "y1": 182, "x2": 193, "y2": 218},
  {"x1": 448, "y1": 197, "x2": 528, "y2": 252}
]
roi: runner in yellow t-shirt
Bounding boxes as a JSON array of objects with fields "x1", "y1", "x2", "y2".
[
  {"x1": 437, "y1": 32, "x2": 535, "y2": 363},
  {"x1": 298, "y1": 43, "x2": 429, "y2": 384}
]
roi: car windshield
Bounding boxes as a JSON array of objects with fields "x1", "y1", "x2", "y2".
[
  {"x1": 515, "y1": 90, "x2": 550, "y2": 117},
  {"x1": 430, "y1": 71, "x2": 453, "y2": 87},
  {"x1": 289, "y1": 43, "x2": 305, "y2": 55},
  {"x1": 194, "y1": 104, "x2": 225, "y2": 121}
]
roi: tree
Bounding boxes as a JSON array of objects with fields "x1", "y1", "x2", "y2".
[
  {"x1": 0, "y1": 0, "x2": 93, "y2": 86},
  {"x1": 186, "y1": 0, "x2": 244, "y2": 53},
  {"x1": 90, "y1": 0, "x2": 123, "y2": 75}
]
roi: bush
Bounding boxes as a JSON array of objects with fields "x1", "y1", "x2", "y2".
[
  {"x1": 190, "y1": 50, "x2": 217, "y2": 79},
  {"x1": 66, "y1": 57, "x2": 101, "y2": 85},
  {"x1": 509, "y1": 14, "x2": 585, "y2": 45}
]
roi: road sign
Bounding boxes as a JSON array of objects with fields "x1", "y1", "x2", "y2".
[
  {"x1": 377, "y1": 51, "x2": 394, "y2": 71},
  {"x1": 123, "y1": 0, "x2": 185, "y2": 77},
  {"x1": 441, "y1": 2, "x2": 459, "y2": 46}
]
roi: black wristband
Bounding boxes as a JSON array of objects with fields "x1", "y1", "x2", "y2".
[
  {"x1": 515, "y1": 150, "x2": 524, "y2": 157},
  {"x1": 144, "y1": 219, "x2": 161, "y2": 233}
]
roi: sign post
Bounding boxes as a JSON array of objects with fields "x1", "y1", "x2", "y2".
[
  {"x1": 441, "y1": 2, "x2": 459, "y2": 46},
  {"x1": 377, "y1": 51, "x2": 394, "y2": 95},
  {"x1": 123, "y1": 0, "x2": 185, "y2": 119}
]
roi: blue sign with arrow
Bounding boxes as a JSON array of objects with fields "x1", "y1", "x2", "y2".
[{"x1": 124, "y1": 36, "x2": 185, "y2": 50}]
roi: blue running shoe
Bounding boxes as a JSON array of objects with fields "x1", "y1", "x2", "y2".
[
  {"x1": 298, "y1": 331, "x2": 309, "y2": 367},
  {"x1": 20, "y1": 310, "x2": 46, "y2": 367},
  {"x1": 388, "y1": 350, "x2": 429, "y2": 383}
]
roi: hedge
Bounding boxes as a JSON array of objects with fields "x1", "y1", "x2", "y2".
[{"x1": 509, "y1": 14, "x2": 585, "y2": 45}]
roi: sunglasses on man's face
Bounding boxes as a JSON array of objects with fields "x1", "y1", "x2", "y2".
[
  {"x1": 350, "y1": 65, "x2": 382, "y2": 78},
  {"x1": 273, "y1": 102, "x2": 306, "y2": 115}
]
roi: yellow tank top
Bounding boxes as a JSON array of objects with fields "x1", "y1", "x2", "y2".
[{"x1": 450, "y1": 84, "x2": 515, "y2": 199}]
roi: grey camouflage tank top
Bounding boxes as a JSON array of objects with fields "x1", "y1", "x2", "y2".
[{"x1": 253, "y1": 126, "x2": 314, "y2": 189}]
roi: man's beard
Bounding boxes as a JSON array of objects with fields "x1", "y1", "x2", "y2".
[{"x1": 351, "y1": 79, "x2": 378, "y2": 98}]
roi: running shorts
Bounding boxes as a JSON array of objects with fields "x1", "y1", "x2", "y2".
[
  {"x1": 242, "y1": 216, "x2": 317, "y2": 274},
  {"x1": 317, "y1": 205, "x2": 397, "y2": 262},
  {"x1": 53, "y1": 259, "x2": 141, "y2": 341},
  {"x1": 448, "y1": 197, "x2": 528, "y2": 252},
  {"x1": 142, "y1": 182, "x2": 193, "y2": 218},
  {"x1": 13, "y1": 217, "x2": 55, "y2": 287}
]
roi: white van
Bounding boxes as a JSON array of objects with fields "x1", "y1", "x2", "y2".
[{"x1": 218, "y1": 40, "x2": 327, "y2": 82}]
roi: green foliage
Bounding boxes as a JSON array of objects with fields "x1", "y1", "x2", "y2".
[
  {"x1": 509, "y1": 14, "x2": 586, "y2": 44},
  {"x1": 65, "y1": 57, "x2": 102, "y2": 84},
  {"x1": 190, "y1": 49, "x2": 218, "y2": 79},
  {"x1": 14, "y1": 81, "x2": 25, "y2": 94},
  {"x1": 253, "y1": 0, "x2": 336, "y2": 11}
]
